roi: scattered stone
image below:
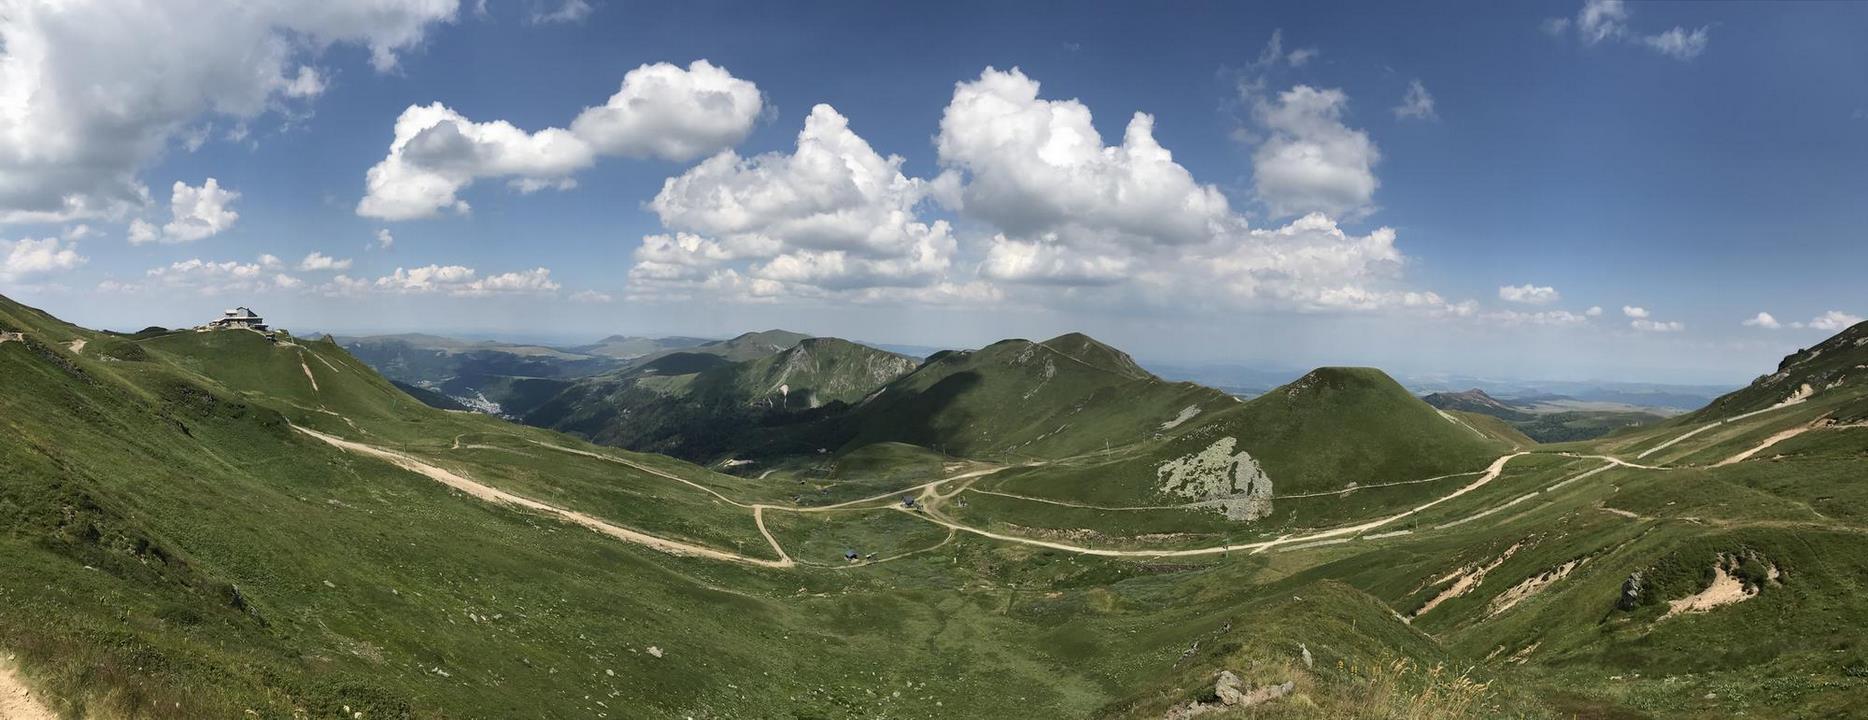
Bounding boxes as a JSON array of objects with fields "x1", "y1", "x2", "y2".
[
  {"x1": 1618, "y1": 571, "x2": 1645, "y2": 611},
  {"x1": 646, "y1": 646, "x2": 664, "y2": 658}
]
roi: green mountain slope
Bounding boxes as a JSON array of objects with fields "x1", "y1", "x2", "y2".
[
  {"x1": 683, "y1": 329, "x2": 813, "y2": 362},
  {"x1": 953, "y1": 367, "x2": 1517, "y2": 544},
  {"x1": 525, "y1": 336, "x2": 917, "y2": 461},
  {"x1": 1423, "y1": 388, "x2": 1534, "y2": 421},
  {"x1": 807, "y1": 334, "x2": 1229, "y2": 461},
  {"x1": 11, "y1": 295, "x2": 1868, "y2": 720},
  {"x1": 1686, "y1": 319, "x2": 1868, "y2": 423}
]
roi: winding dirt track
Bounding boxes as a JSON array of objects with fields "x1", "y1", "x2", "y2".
[
  {"x1": 296, "y1": 425, "x2": 796, "y2": 568},
  {"x1": 901, "y1": 452, "x2": 1531, "y2": 558},
  {"x1": 301, "y1": 422, "x2": 1681, "y2": 568}
]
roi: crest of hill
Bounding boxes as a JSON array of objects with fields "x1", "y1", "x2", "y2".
[
  {"x1": 805, "y1": 333, "x2": 1219, "y2": 460},
  {"x1": 567, "y1": 334, "x2": 710, "y2": 360},
  {"x1": 981, "y1": 365, "x2": 1518, "y2": 513},
  {"x1": 1038, "y1": 332, "x2": 1155, "y2": 380},
  {"x1": 1176, "y1": 366, "x2": 1520, "y2": 489},
  {"x1": 521, "y1": 334, "x2": 917, "y2": 460},
  {"x1": 720, "y1": 337, "x2": 919, "y2": 407},
  {"x1": 1422, "y1": 388, "x2": 1532, "y2": 422},
  {"x1": 1686, "y1": 320, "x2": 1868, "y2": 422},
  {"x1": 692, "y1": 329, "x2": 813, "y2": 362}
]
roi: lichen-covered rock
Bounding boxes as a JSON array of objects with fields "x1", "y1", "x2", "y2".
[{"x1": 1157, "y1": 437, "x2": 1274, "y2": 521}]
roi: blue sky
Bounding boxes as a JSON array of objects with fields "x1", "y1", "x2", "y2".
[{"x1": 1, "y1": 0, "x2": 1864, "y2": 384}]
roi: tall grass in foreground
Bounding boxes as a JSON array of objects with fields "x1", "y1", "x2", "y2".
[{"x1": 1341, "y1": 658, "x2": 1494, "y2": 720}]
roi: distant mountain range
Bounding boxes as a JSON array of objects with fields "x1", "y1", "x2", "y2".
[{"x1": 1421, "y1": 387, "x2": 1670, "y2": 442}]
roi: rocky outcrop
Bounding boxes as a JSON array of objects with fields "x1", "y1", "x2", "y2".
[
  {"x1": 1617, "y1": 571, "x2": 1645, "y2": 611},
  {"x1": 1158, "y1": 437, "x2": 1274, "y2": 521},
  {"x1": 1164, "y1": 671, "x2": 1294, "y2": 719}
]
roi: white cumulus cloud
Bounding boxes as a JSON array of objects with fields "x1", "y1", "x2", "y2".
[
  {"x1": 1796, "y1": 310, "x2": 1864, "y2": 332},
  {"x1": 569, "y1": 60, "x2": 764, "y2": 162},
  {"x1": 1250, "y1": 85, "x2": 1381, "y2": 219},
  {"x1": 1498, "y1": 284, "x2": 1560, "y2": 305},
  {"x1": 299, "y1": 252, "x2": 353, "y2": 272},
  {"x1": 359, "y1": 60, "x2": 762, "y2": 220},
  {"x1": 356, "y1": 103, "x2": 594, "y2": 220},
  {"x1": 127, "y1": 256, "x2": 302, "y2": 293},
  {"x1": 373, "y1": 265, "x2": 561, "y2": 296},
  {"x1": 0, "y1": 0, "x2": 459, "y2": 225},
  {"x1": 1622, "y1": 305, "x2": 1650, "y2": 318},
  {"x1": 932, "y1": 68, "x2": 1415, "y2": 312},
  {"x1": 1742, "y1": 312, "x2": 1781, "y2": 329},
  {"x1": 0, "y1": 237, "x2": 87, "y2": 280},
  {"x1": 127, "y1": 179, "x2": 241, "y2": 244},
  {"x1": 630, "y1": 104, "x2": 953, "y2": 298}
]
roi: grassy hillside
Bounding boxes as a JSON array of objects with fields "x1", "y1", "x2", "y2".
[
  {"x1": 952, "y1": 367, "x2": 1519, "y2": 546},
  {"x1": 797, "y1": 334, "x2": 1231, "y2": 462},
  {"x1": 525, "y1": 336, "x2": 917, "y2": 462},
  {"x1": 8, "y1": 294, "x2": 1868, "y2": 719},
  {"x1": 1685, "y1": 319, "x2": 1868, "y2": 422}
]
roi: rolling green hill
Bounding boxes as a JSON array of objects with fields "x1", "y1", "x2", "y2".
[
  {"x1": 1423, "y1": 388, "x2": 1534, "y2": 421},
  {"x1": 9, "y1": 293, "x2": 1868, "y2": 719},
  {"x1": 525, "y1": 335, "x2": 917, "y2": 462},
  {"x1": 799, "y1": 334, "x2": 1232, "y2": 461}
]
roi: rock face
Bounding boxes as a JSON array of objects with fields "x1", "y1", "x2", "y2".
[
  {"x1": 1157, "y1": 437, "x2": 1274, "y2": 521},
  {"x1": 1617, "y1": 571, "x2": 1646, "y2": 611}
]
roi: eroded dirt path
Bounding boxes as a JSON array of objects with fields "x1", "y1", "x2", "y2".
[
  {"x1": 1637, "y1": 393, "x2": 1810, "y2": 460},
  {"x1": 299, "y1": 354, "x2": 320, "y2": 393},
  {"x1": 1715, "y1": 424, "x2": 1816, "y2": 466},
  {"x1": 0, "y1": 658, "x2": 57, "y2": 720},
  {"x1": 296, "y1": 425, "x2": 795, "y2": 568}
]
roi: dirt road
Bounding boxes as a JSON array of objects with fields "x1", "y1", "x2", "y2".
[
  {"x1": 296, "y1": 424, "x2": 796, "y2": 568},
  {"x1": 903, "y1": 452, "x2": 1532, "y2": 558},
  {"x1": 308, "y1": 423, "x2": 1649, "y2": 568}
]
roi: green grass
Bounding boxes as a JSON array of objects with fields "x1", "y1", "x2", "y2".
[{"x1": 8, "y1": 294, "x2": 1868, "y2": 719}]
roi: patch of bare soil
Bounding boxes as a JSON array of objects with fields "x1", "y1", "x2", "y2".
[
  {"x1": 0, "y1": 657, "x2": 57, "y2": 720},
  {"x1": 1487, "y1": 558, "x2": 1586, "y2": 618},
  {"x1": 1664, "y1": 554, "x2": 1781, "y2": 618},
  {"x1": 1411, "y1": 542, "x2": 1524, "y2": 619}
]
